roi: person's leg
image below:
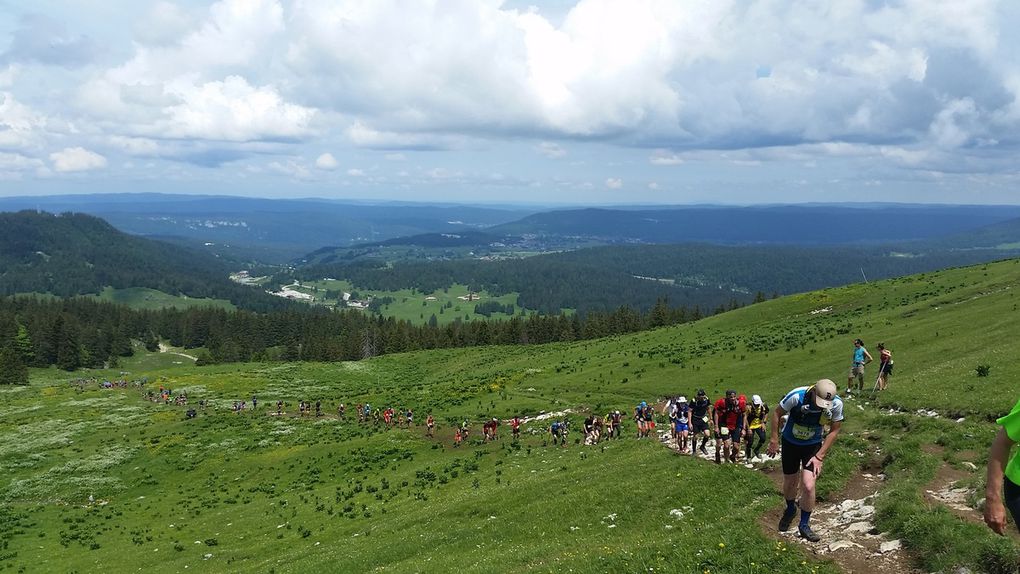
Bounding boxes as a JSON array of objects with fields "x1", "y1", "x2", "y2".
[
  {"x1": 754, "y1": 428, "x2": 767, "y2": 457},
  {"x1": 1004, "y1": 476, "x2": 1020, "y2": 531}
]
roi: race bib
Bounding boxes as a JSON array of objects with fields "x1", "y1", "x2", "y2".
[
  {"x1": 702, "y1": 416, "x2": 709, "y2": 423},
  {"x1": 791, "y1": 423, "x2": 815, "y2": 441},
  {"x1": 719, "y1": 427, "x2": 729, "y2": 436}
]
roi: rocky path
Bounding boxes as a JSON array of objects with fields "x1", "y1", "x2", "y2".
[{"x1": 658, "y1": 430, "x2": 923, "y2": 574}]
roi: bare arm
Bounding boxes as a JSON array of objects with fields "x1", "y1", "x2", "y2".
[
  {"x1": 766, "y1": 404, "x2": 787, "y2": 456},
  {"x1": 863, "y1": 349, "x2": 873, "y2": 364},
  {"x1": 815, "y1": 420, "x2": 841, "y2": 460},
  {"x1": 986, "y1": 428, "x2": 1014, "y2": 535}
]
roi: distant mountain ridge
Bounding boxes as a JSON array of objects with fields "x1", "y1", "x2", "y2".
[
  {"x1": 0, "y1": 211, "x2": 290, "y2": 311},
  {"x1": 0, "y1": 194, "x2": 535, "y2": 263},
  {"x1": 489, "y1": 205, "x2": 1020, "y2": 245}
]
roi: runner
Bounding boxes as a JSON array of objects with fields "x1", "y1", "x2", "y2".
[
  {"x1": 252, "y1": 395, "x2": 258, "y2": 410},
  {"x1": 454, "y1": 428, "x2": 463, "y2": 447},
  {"x1": 690, "y1": 390, "x2": 712, "y2": 456},
  {"x1": 745, "y1": 394, "x2": 769, "y2": 460},
  {"x1": 875, "y1": 343, "x2": 894, "y2": 392},
  {"x1": 315, "y1": 400, "x2": 322, "y2": 417},
  {"x1": 583, "y1": 413, "x2": 597, "y2": 445},
  {"x1": 510, "y1": 416, "x2": 521, "y2": 440},
  {"x1": 426, "y1": 413, "x2": 436, "y2": 437},
  {"x1": 666, "y1": 397, "x2": 680, "y2": 444},
  {"x1": 635, "y1": 402, "x2": 648, "y2": 438},
  {"x1": 642, "y1": 403, "x2": 656, "y2": 438},
  {"x1": 276, "y1": 399, "x2": 283, "y2": 415},
  {"x1": 406, "y1": 409, "x2": 414, "y2": 428},
  {"x1": 550, "y1": 419, "x2": 567, "y2": 447},
  {"x1": 484, "y1": 418, "x2": 499, "y2": 441},
  {"x1": 986, "y1": 396, "x2": 1020, "y2": 534},
  {"x1": 674, "y1": 396, "x2": 690, "y2": 453},
  {"x1": 767, "y1": 379, "x2": 844, "y2": 543},
  {"x1": 846, "y1": 338, "x2": 873, "y2": 395},
  {"x1": 338, "y1": 403, "x2": 346, "y2": 420},
  {"x1": 713, "y1": 390, "x2": 747, "y2": 464}
]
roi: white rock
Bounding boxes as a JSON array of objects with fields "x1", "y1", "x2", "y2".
[
  {"x1": 828, "y1": 540, "x2": 859, "y2": 552},
  {"x1": 962, "y1": 462, "x2": 977, "y2": 471},
  {"x1": 844, "y1": 522, "x2": 872, "y2": 534},
  {"x1": 879, "y1": 540, "x2": 902, "y2": 553},
  {"x1": 956, "y1": 418, "x2": 965, "y2": 423}
]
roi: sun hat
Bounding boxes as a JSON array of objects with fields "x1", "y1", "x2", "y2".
[
  {"x1": 678, "y1": 396, "x2": 687, "y2": 403},
  {"x1": 752, "y1": 394, "x2": 762, "y2": 406},
  {"x1": 812, "y1": 379, "x2": 837, "y2": 410}
]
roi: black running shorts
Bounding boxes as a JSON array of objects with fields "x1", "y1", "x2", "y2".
[{"x1": 781, "y1": 439, "x2": 821, "y2": 475}]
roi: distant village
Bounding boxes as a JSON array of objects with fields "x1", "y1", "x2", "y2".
[{"x1": 232, "y1": 271, "x2": 485, "y2": 310}]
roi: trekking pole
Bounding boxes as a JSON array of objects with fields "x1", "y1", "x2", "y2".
[{"x1": 870, "y1": 369, "x2": 882, "y2": 398}]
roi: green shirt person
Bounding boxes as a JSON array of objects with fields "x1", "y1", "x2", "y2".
[{"x1": 986, "y1": 398, "x2": 1020, "y2": 534}]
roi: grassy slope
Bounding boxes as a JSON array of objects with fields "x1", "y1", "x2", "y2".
[
  {"x1": 3, "y1": 259, "x2": 1020, "y2": 573},
  {"x1": 89, "y1": 287, "x2": 236, "y2": 311}
]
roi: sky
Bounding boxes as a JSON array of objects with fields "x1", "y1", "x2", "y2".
[{"x1": 1, "y1": 0, "x2": 1019, "y2": 205}]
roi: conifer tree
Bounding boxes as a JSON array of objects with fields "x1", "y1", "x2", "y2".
[{"x1": 0, "y1": 346, "x2": 28, "y2": 385}]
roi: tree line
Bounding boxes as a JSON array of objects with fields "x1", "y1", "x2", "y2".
[{"x1": 0, "y1": 295, "x2": 722, "y2": 381}]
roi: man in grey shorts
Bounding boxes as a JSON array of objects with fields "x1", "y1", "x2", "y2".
[{"x1": 846, "y1": 338, "x2": 872, "y2": 395}]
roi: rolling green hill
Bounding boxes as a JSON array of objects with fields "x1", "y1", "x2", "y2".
[
  {"x1": 0, "y1": 211, "x2": 290, "y2": 312},
  {"x1": 2, "y1": 259, "x2": 1019, "y2": 573}
]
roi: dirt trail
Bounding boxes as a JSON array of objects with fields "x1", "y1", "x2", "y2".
[
  {"x1": 924, "y1": 462, "x2": 1020, "y2": 544},
  {"x1": 158, "y1": 342, "x2": 198, "y2": 361},
  {"x1": 759, "y1": 468, "x2": 922, "y2": 574},
  {"x1": 658, "y1": 429, "x2": 922, "y2": 574}
]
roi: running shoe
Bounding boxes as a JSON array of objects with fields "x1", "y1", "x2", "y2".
[
  {"x1": 798, "y1": 524, "x2": 821, "y2": 542},
  {"x1": 778, "y1": 511, "x2": 797, "y2": 532}
]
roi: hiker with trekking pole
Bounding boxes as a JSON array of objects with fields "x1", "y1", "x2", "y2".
[{"x1": 873, "y1": 343, "x2": 893, "y2": 393}]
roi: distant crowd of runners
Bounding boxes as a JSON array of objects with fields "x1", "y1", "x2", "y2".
[{"x1": 67, "y1": 337, "x2": 902, "y2": 543}]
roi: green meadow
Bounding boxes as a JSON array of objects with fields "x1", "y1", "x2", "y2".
[
  {"x1": 297, "y1": 279, "x2": 527, "y2": 325},
  {"x1": 89, "y1": 287, "x2": 236, "y2": 311},
  {"x1": 3, "y1": 259, "x2": 1020, "y2": 573}
]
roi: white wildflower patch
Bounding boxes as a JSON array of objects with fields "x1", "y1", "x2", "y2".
[
  {"x1": 63, "y1": 395, "x2": 123, "y2": 408},
  {"x1": 0, "y1": 403, "x2": 42, "y2": 417},
  {"x1": 0, "y1": 419, "x2": 90, "y2": 457},
  {"x1": 669, "y1": 506, "x2": 694, "y2": 520},
  {"x1": 4, "y1": 445, "x2": 136, "y2": 502}
]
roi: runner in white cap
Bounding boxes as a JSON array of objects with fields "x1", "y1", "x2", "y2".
[
  {"x1": 766, "y1": 379, "x2": 844, "y2": 542},
  {"x1": 745, "y1": 394, "x2": 769, "y2": 460}
]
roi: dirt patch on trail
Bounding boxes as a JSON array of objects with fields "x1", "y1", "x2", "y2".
[
  {"x1": 758, "y1": 469, "x2": 923, "y2": 574},
  {"x1": 924, "y1": 463, "x2": 1020, "y2": 544}
]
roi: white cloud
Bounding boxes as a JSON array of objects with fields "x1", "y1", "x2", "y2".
[
  {"x1": 536, "y1": 141, "x2": 567, "y2": 158},
  {"x1": 108, "y1": 136, "x2": 161, "y2": 156},
  {"x1": 346, "y1": 168, "x2": 365, "y2": 177},
  {"x1": 649, "y1": 150, "x2": 684, "y2": 166},
  {"x1": 0, "y1": 151, "x2": 44, "y2": 174},
  {"x1": 315, "y1": 152, "x2": 338, "y2": 170},
  {"x1": 267, "y1": 159, "x2": 311, "y2": 179},
  {"x1": 158, "y1": 76, "x2": 315, "y2": 142},
  {"x1": 49, "y1": 147, "x2": 107, "y2": 172},
  {"x1": 0, "y1": 65, "x2": 18, "y2": 89},
  {"x1": 648, "y1": 182, "x2": 659, "y2": 190},
  {"x1": 0, "y1": 92, "x2": 47, "y2": 150},
  {"x1": 135, "y1": 2, "x2": 198, "y2": 46},
  {"x1": 605, "y1": 177, "x2": 623, "y2": 189},
  {"x1": 384, "y1": 153, "x2": 406, "y2": 161}
]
